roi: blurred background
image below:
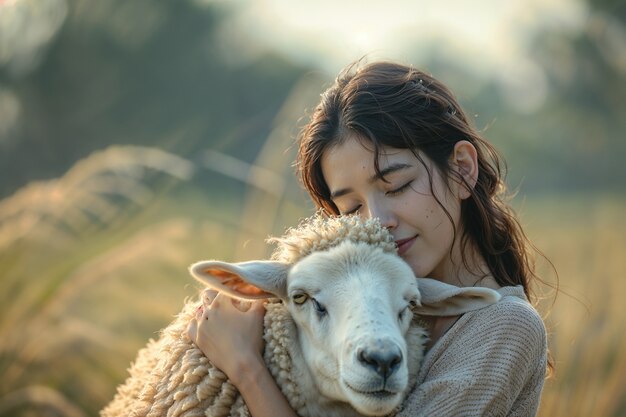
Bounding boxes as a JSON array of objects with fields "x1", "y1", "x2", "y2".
[{"x1": 0, "y1": 0, "x2": 625, "y2": 416}]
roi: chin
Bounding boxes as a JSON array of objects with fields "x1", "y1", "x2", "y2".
[{"x1": 403, "y1": 257, "x2": 435, "y2": 279}]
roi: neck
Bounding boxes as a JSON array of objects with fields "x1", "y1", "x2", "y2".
[{"x1": 432, "y1": 240, "x2": 500, "y2": 290}]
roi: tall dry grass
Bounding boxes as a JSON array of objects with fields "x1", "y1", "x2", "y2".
[
  {"x1": 0, "y1": 146, "x2": 201, "y2": 416},
  {"x1": 0, "y1": 75, "x2": 322, "y2": 416},
  {"x1": 526, "y1": 195, "x2": 626, "y2": 417}
]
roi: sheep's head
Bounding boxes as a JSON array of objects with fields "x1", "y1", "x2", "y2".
[
  {"x1": 190, "y1": 215, "x2": 500, "y2": 416},
  {"x1": 286, "y1": 240, "x2": 421, "y2": 415}
]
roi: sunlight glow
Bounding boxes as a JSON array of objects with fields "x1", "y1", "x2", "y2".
[
  {"x1": 0, "y1": 0, "x2": 68, "y2": 75},
  {"x1": 218, "y1": 0, "x2": 588, "y2": 111},
  {"x1": 224, "y1": 0, "x2": 587, "y2": 68}
]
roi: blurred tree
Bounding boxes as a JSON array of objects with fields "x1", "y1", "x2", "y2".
[
  {"x1": 516, "y1": 0, "x2": 626, "y2": 193},
  {"x1": 445, "y1": 0, "x2": 626, "y2": 194},
  {"x1": 590, "y1": 0, "x2": 626, "y2": 22},
  {"x1": 0, "y1": 0, "x2": 307, "y2": 198}
]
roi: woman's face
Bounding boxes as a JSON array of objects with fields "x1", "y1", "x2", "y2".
[{"x1": 321, "y1": 136, "x2": 465, "y2": 282}]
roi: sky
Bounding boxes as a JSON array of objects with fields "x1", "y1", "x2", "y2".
[
  {"x1": 215, "y1": 0, "x2": 587, "y2": 71},
  {"x1": 208, "y1": 0, "x2": 589, "y2": 112}
]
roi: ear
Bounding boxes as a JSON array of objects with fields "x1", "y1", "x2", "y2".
[
  {"x1": 451, "y1": 140, "x2": 478, "y2": 200},
  {"x1": 414, "y1": 278, "x2": 501, "y2": 316},
  {"x1": 189, "y1": 260, "x2": 289, "y2": 300}
]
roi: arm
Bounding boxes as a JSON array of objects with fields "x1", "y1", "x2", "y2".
[
  {"x1": 187, "y1": 291, "x2": 299, "y2": 417},
  {"x1": 397, "y1": 299, "x2": 548, "y2": 417},
  {"x1": 235, "y1": 355, "x2": 301, "y2": 417}
]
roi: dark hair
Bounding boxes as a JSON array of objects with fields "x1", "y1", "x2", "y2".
[{"x1": 296, "y1": 60, "x2": 540, "y2": 301}]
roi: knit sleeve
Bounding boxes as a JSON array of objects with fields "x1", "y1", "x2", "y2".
[{"x1": 396, "y1": 298, "x2": 548, "y2": 417}]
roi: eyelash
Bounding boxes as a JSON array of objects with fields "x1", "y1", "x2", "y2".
[
  {"x1": 344, "y1": 205, "x2": 361, "y2": 215},
  {"x1": 341, "y1": 181, "x2": 413, "y2": 215},
  {"x1": 386, "y1": 181, "x2": 413, "y2": 196}
]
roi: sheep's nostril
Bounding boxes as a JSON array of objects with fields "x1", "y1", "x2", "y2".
[{"x1": 357, "y1": 346, "x2": 403, "y2": 379}]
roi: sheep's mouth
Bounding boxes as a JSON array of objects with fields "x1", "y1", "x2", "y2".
[{"x1": 344, "y1": 382, "x2": 400, "y2": 400}]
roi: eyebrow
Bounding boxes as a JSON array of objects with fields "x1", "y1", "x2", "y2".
[{"x1": 329, "y1": 163, "x2": 413, "y2": 199}]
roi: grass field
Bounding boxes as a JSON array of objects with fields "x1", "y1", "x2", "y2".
[
  {"x1": 522, "y1": 194, "x2": 626, "y2": 417},
  {"x1": 0, "y1": 146, "x2": 624, "y2": 416}
]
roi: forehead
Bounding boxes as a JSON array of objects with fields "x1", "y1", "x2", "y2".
[
  {"x1": 287, "y1": 243, "x2": 416, "y2": 295},
  {"x1": 321, "y1": 136, "x2": 420, "y2": 183}
]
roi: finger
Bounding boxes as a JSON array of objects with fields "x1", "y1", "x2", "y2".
[
  {"x1": 210, "y1": 291, "x2": 228, "y2": 309},
  {"x1": 186, "y1": 318, "x2": 198, "y2": 342},
  {"x1": 202, "y1": 289, "x2": 219, "y2": 307}
]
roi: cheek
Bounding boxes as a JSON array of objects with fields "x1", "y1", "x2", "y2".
[
  {"x1": 294, "y1": 311, "x2": 335, "y2": 349},
  {"x1": 426, "y1": 204, "x2": 457, "y2": 244},
  {"x1": 412, "y1": 196, "x2": 459, "y2": 262},
  {"x1": 406, "y1": 192, "x2": 450, "y2": 233},
  {"x1": 425, "y1": 180, "x2": 462, "y2": 228}
]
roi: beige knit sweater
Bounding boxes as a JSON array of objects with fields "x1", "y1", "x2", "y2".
[{"x1": 396, "y1": 285, "x2": 547, "y2": 417}]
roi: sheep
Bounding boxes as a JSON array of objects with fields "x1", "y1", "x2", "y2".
[{"x1": 101, "y1": 214, "x2": 500, "y2": 417}]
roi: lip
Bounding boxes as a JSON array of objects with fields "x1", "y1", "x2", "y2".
[
  {"x1": 344, "y1": 382, "x2": 399, "y2": 399},
  {"x1": 394, "y1": 236, "x2": 417, "y2": 256}
]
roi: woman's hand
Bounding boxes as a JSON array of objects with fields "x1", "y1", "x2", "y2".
[
  {"x1": 186, "y1": 289, "x2": 267, "y2": 387},
  {"x1": 186, "y1": 290, "x2": 302, "y2": 417}
]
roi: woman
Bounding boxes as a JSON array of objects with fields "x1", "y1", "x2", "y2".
[{"x1": 187, "y1": 61, "x2": 549, "y2": 416}]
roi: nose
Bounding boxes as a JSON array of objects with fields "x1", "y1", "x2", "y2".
[
  {"x1": 357, "y1": 345, "x2": 403, "y2": 380},
  {"x1": 366, "y1": 200, "x2": 397, "y2": 230}
]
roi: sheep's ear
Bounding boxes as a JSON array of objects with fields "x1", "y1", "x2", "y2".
[
  {"x1": 414, "y1": 278, "x2": 501, "y2": 316},
  {"x1": 189, "y1": 260, "x2": 289, "y2": 300}
]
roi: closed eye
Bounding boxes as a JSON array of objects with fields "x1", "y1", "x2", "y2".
[
  {"x1": 342, "y1": 204, "x2": 362, "y2": 216},
  {"x1": 386, "y1": 181, "x2": 413, "y2": 196},
  {"x1": 398, "y1": 306, "x2": 409, "y2": 321},
  {"x1": 400, "y1": 303, "x2": 417, "y2": 324}
]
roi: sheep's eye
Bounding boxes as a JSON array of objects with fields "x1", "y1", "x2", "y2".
[
  {"x1": 398, "y1": 306, "x2": 409, "y2": 320},
  {"x1": 311, "y1": 298, "x2": 327, "y2": 315},
  {"x1": 293, "y1": 293, "x2": 308, "y2": 305}
]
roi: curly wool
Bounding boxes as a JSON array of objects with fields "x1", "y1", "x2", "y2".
[
  {"x1": 101, "y1": 215, "x2": 414, "y2": 417},
  {"x1": 101, "y1": 298, "x2": 258, "y2": 417},
  {"x1": 269, "y1": 214, "x2": 396, "y2": 264}
]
